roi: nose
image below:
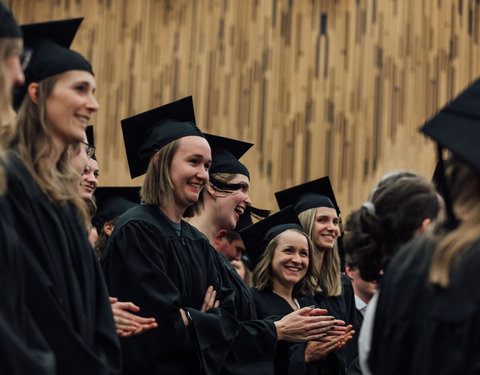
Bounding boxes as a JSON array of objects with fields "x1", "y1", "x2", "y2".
[
  {"x1": 87, "y1": 94, "x2": 99, "y2": 112},
  {"x1": 197, "y1": 166, "x2": 209, "y2": 182},
  {"x1": 14, "y1": 67, "x2": 25, "y2": 86},
  {"x1": 244, "y1": 192, "x2": 252, "y2": 206},
  {"x1": 291, "y1": 252, "x2": 301, "y2": 264}
]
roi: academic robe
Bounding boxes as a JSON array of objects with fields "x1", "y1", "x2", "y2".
[
  {"x1": 1, "y1": 151, "x2": 121, "y2": 375},
  {"x1": 0, "y1": 193, "x2": 55, "y2": 374},
  {"x1": 251, "y1": 288, "x2": 343, "y2": 375},
  {"x1": 101, "y1": 204, "x2": 277, "y2": 375},
  {"x1": 369, "y1": 234, "x2": 480, "y2": 374},
  {"x1": 313, "y1": 275, "x2": 362, "y2": 375}
]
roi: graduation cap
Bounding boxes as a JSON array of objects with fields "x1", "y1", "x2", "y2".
[
  {"x1": 121, "y1": 96, "x2": 204, "y2": 178},
  {"x1": 85, "y1": 125, "x2": 96, "y2": 160},
  {"x1": 204, "y1": 134, "x2": 253, "y2": 178},
  {"x1": 274, "y1": 176, "x2": 340, "y2": 215},
  {"x1": 92, "y1": 186, "x2": 141, "y2": 230},
  {"x1": 0, "y1": 2, "x2": 21, "y2": 37},
  {"x1": 239, "y1": 205, "x2": 303, "y2": 267},
  {"x1": 234, "y1": 206, "x2": 271, "y2": 231},
  {"x1": 420, "y1": 78, "x2": 480, "y2": 226},
  {"x1": 13, "y1": 18, "x2": 92, "y2": 109}
]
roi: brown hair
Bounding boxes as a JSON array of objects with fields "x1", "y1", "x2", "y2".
[
  {"x1": 140, "y1": 138, "x2": 204, "y2": 217},
  {"x1": 253, "y1": 229, "x2": 320, "y2": 297},
  {"x1": 8, "y1": 73, "x2": 89, "y2": 228}
]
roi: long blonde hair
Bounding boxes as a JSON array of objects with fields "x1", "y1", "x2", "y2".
[
  {"x1": 8, "y1": 74, "x2": 89, "y2": 228},
  {"x1": 299, "y1": 207, "x2": 342, "y2": 296},
  {"x1": 0, "y1": 37, "x2": 22, "y2": 147},
  {"x1": 429, "y1": 158, "x2": 480, "y2": 287}
]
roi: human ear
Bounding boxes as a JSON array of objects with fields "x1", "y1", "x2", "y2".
[
  {"x1": 104, "y1": 222, "x2": 115, "y2": 236},
  {"x1": 27, "y1": 82, "x2": 39, "y2": 104}
]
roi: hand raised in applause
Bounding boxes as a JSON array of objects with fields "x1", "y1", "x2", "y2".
[
  {"x1": 109, "y1": 297, "x2": 158, "y2": 337},
  {"x1": 304, "y1": 324, "x2": 355, "y2": 362},
  {"x1": 274, "y1": 307, "x2": 344, "y2": 342}
]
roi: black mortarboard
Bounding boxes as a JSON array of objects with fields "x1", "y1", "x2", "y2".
[
  {"x1": 234, "y1": 206, "x2": 271, "y2": 231},
  {"x1": 420, "y1": 78, "x2": 480, "y2": 227},
  {"x1": 239, "y1": 205, "x2": 303, "y2": 267},
  {"x1": 275, "y1": 176, "x2": 340, "y2": 215},
  {"x1": 0, "y1": 2, "x2": 21, "y2": 37},
  {"x1": 92, "y1": 187, "x2": 141, "y2": 230},
  {"x1": 121, "y1": 96, "x2": 204, "y2": 178},
  {"x1": 204, "y1": 134, "x2": 253, "y2": 178},
  {"x1": 421, "y1": 78, "x2": 480, "y2": 174},
  {"x1": 13, "y1": 18, "x2": 92, "y2": 109}
]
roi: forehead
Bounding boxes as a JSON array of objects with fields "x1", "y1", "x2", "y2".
[
  {"x1": 315, "y1": 206, "x2": 338, "y2": 218},
  {"x1": 58, "y1": 69, "x2": 96, "y2": 87},
  {"x1": 277, "y1": 229, "x2": 308, "y2": 248},
  {"x1": 178, "y1": 136, "x2": 211, "y2": 157},
  {"x1": 228, "y1": 173, "x2": 250, "y2": 185}
]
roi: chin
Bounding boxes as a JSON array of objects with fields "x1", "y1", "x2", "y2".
[{"x1": 81, "y1": 191, "x2": 92, "y2": 200}]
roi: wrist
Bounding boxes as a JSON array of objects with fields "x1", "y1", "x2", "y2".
[{"x1": 273, "y1": 320, "x2": 284, "y2": 341}]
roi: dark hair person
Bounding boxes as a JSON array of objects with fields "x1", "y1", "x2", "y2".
[
  {"x1": 1, "y1": 18, "x2": 120, "y2": 374},
  {"x1": 368, "y1": 78, "x2": 480, "y2": 375},
  {"x1": 342, "y1": 171, "x2": 440, "y2": 375},
  {"x1": 102, "y1": 97, "x2": 333, "y2": 374}
]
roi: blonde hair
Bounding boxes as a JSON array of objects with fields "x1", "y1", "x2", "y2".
[
  {"x1": 140, "y1": 138, "x2": 204, "y2": 217},
  {"x1": 299, "y1": 207, "x2": 342, "y2": 296},
  {"x1": 253, "y1": 229, "x2": 320, "y2": 297},
  {"x1": 429, "y1": 158, "x2": 480, "y2": 287},
  {"x1": 0, "y1": 37, "x2": 22, "y2": 148},
  {"x1": 8, "y1": 74, "x2": 89, "y2": 228}
]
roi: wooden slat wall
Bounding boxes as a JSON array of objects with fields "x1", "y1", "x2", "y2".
[{"x1": 8, "y1": 0, "x2": 480, "y2": 216}]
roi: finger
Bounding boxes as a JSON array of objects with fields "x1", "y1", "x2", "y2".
[
  {"x1": 109, "y1": 297, "x2": 118, "y2": 304},
  {"x1": 200, "y1": 286, "x2": 214, "y2": 311},
  {"x1": 214, "y1": 300, "x2": 220, "y2": 308},
  {"x1": 112, "y1": 301, "x2": 141, "y2": 312}
]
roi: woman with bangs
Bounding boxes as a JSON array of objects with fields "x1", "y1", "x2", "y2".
[
  {"x1": 1, "y1": 18, "x2": 120, "y2": 375},
  {"x1": 241, "y1": 206, "x2": 353, "y2": 375}
]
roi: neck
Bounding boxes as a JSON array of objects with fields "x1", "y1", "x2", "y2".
[
  {"x1": 272, "y1": 279, "x2": 295, "y2": 304},
  {"x1": 315, "y1": 246, "x2": 326, "y2": 271},
  {"x1": 49, "y1": 137, "x2": 66, "y2": 166},
  {"x1": 161, "y1": 201, "x2": 185, "y2": 223},
  {"x1": 188, "y1": 195, "x2": 223, "y2": 245}
]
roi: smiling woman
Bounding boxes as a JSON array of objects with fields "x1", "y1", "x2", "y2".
[{"x1": 0, "y1": 18, "x2": 120, "y2": 375}]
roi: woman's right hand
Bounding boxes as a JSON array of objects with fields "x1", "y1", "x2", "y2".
[
  {"x1": 200, "y1": 285, "x2": 220, "y2": 312},
  {"x1": 109, "y1": 297, "x2": 158, "y2": 337},
  {"x1": 273, "y1": 306, "x2": 343, "y2": 342}
]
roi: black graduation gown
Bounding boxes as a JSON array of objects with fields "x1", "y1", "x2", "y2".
[
  {"x1": 369, "y1": 235, "x2": 480, "y2": 375},
  {"x1": 101, "y1": 204, "x2": 277, "y2": 375},
  {"x1": 251, "y1": 288, "x2": 343, "y2": 375},
  {"x1": 1, "y1": 152, "x2": 121, "y2": 375},
  {"x1": 0, "y1": 192, "x2": 55, "y2": 374},
  {"x1": 313, "y1": 275, "x2": 362, "y2": 375}
]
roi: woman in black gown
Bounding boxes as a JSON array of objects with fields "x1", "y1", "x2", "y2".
[{"x1": 2, "y1": 18, "x2": 121, "y2": 374}]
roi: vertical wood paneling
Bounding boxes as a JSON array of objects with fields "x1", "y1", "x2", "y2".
[{"x1": 8, "y1": 0, "x2": 480, "y2": 215}]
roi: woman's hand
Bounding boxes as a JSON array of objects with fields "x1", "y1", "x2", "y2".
[
  {"x1": 180, "y1": 285, "x2": 220, "y2": 327},
  {"x1": 200, "y1": 285, "x2": 220, "y2": 312},
  {"x1": 304, "y1": 324, "x2": 355, "y2": 362},
  {"x1": 273, "y1": 307, "x2": 343, "y2": 342},
  {"x1": 109, "y1": 297, "x2": 158, "y2": 337}
]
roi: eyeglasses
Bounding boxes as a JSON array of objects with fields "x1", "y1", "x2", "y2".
[
  {"x1": 81, "y1": 141, "x2": 96, "y2": 158},
  {"x1": 20, "y1": 48, "x2": 33, "y2": 71}
]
